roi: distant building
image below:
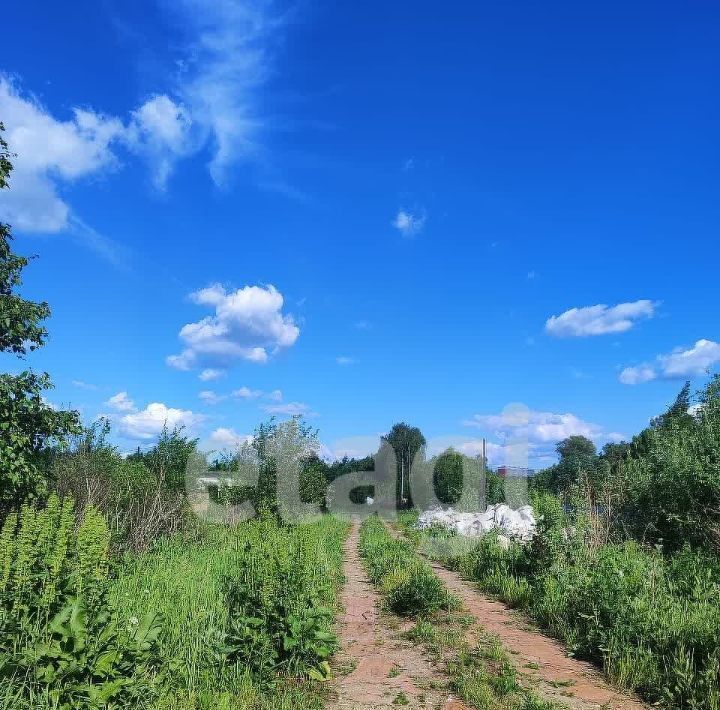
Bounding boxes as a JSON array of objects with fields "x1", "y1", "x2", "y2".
[{"x1": 496, "y1": 466, "x2": 535, "y2": 478}]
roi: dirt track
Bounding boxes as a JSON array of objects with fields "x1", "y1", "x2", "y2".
[
  {"x1": 414, "y1": 537, "x2": 648, "y2": 709},
  {"x1": 331, "y1": 521, "x2": 469, "y2": 709}
]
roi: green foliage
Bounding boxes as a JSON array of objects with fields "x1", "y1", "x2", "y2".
[
  {"x1": 440, "y1": 502, "x2": 720, "y2": 709},
  {"x1": 213, "y1": 417, "x2": 321, "y2": 521},
  {"x1": 0, "y1": 496, "x2": 162, "y2": 707},
  {"x1": 382, "y1": 422, "x2": 426, "y2": 508},
  {"x1": 0, "y1": 128, "x2": 80, "y2": 510},
  {"x1": 109, "y1": 515, "x2": 348, "y2": 706},
  {"x1": 52, "y1": 421, "x2": 188, "y2": 554},
  {"x1": 0, "y1": 372, "x2": 81, "y2": 511},
  {"x1": 127, "y1": 425, "x2": 198, "y2": 492},
  {"x1": 359, "y1": 516, "x2": 456, "y2": 616},
  {"x1": 0, "y1": 125, "x2": 49, "y2": 357},
  {"x1": 298, "y1": 457, "x2": 328, "y2": 507},
  {"x1": 433, "y1": 450, "x2": 464, "y2": 504}
]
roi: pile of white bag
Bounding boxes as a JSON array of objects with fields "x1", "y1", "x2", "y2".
[{"x1": 416, "y1": 504, "x2": 536, "y2": 542}]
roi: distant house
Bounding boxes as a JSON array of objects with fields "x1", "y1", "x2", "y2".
[{"x1": 496, "y1": 466, "x2": 535, "y2": 479}]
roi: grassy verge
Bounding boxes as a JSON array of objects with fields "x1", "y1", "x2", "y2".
[
  {"x1": 400, "y1": 497, "x2": 720, "y2": 710},
  {"x1": 110, "y1": 515, "x2": 348, "y2": 709},
  {"x1": 358, "y1": 516, "x2": 559, "y2": 710}
]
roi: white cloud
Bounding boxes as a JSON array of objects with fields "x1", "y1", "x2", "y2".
[
  {"x1": 263, "y1": 401, "x2": 315, "y2": 417},
  {"x1": 118, "y1": 402, "x2": 202, "y2": 440},
  {"x1": 0, "y1": 77, "x2": 123, "y2": 233},
  {"x1": 660, "y1": 339, "x2": 720, "y2": 378},
  {"x1": 266, "y1": 389, "x2": 283, "y2": 402},
  {"x1": 620, "y1": 339, "x2": 720, "y2": 385},
  {"x1": 209, "y1": 427, "x2": 252, "y2": 450},
  {"x1": 463, "y1": 409, "x2": 604, "y2": 444},
  {"x1": 106, "y1": 391, "x2": 136, "y2": 412},
  {"x1": 0, "y1": 0, "x2": 282, "y2": 242},
  {"x1": 546, "y1": 300, "x2": 657, "y2": 337},
  {"x1": 619, "y1": 365, "x2": 657, "y2": 385},
  {"x1": 336, "y1": 356, "x2": 356, "y2": 365},
  {"x1": 162, "y1": 0, "x2": 278, "y2": 185},
  {"x1": 199, "y1": 390, "x2": 227, "y2": 405},
  {"x1": 167, "y1": 283, "x2": 300, "y2": 372},
  {"x1": 199, "y1": 368, "x2": 226, "y2": 381},
  {"x1": 425, "y1": 435, "x2": 506, "y2": 464},
  {"x1": 72, "y1": 379, "x2": 97, "y2": 390},
  {"x1": 128, "y1": 95, "x2": 192, "y2": 189},
  {"x1": 324, "y1": 435, "x2": 382, "y2": 461},
  {"x1": 392, "y1": 209, "x2": 425, "y2": 237},
  {"x1": 232, "y1": 386, "x2": 262, "y2": 399}
]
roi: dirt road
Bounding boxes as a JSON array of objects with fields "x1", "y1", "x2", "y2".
[{"x1": 331, "y1": 521, "x2": 469, "y2": 709}]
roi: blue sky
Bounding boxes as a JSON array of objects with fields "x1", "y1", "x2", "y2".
[{"x1": 1, "y1": 0, "x2": 719, "y2": 466}]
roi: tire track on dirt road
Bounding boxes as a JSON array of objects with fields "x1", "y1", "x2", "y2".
[
  {"x1": 331, "y1": 521, "x2": 469, "y2": 709},
  {"x1": 395, "y1": 523, "x2": 647, "y2": 710}
]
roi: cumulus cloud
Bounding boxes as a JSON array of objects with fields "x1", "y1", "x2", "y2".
[
  {"x1": 619, "y1": 365, "x2": 657, "y2": 385},
  {"x1": 209, "y1": 427, "x2": 252, "y2": 450},
  {"x1": 199, "y1": 390, "x2": 227, "y2": 405},
  {"x1": 199, "y1": 368, "x2": 226, "y2": 381},
  {"x1": 546, "y1": 300, "x2": 657, "y2": 337},
  {"x1": 620, "y1": 339, "x2": 720, "y2": 385},
  {"x1": 118, "y1": 402, "x2": 202, "y2": 440},
  {"x1": 106, "y1": 391, "x2": 136, "y2": 412},
  {"x1": 392, "y1": 209, "x2": 425, "y2": 237},
  {"x1": 463, "y1": 408, "x2": 605, "y2": 444},
  {"x1": 167, "y1": 283, "x2": 300, "y2": 372},
  {"x1": 266, "y1": 389, "x2": 283, "y2": 402},
  {"x1": 324, "y1": 435, "x2": 382, "y2": 461},
  {"x1": 0, "y1": 77, "x2": 123, "y2": 233}
]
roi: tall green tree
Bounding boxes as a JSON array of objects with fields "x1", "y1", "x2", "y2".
[
  {"x1": 382, "y1": 422, "x2": 426, "y2": 508},
  {"x1": 0, "y1": 123, "x2": 80, "y2": 510}
]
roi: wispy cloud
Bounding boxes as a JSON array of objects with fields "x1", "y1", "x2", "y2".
[
  {"x1": 336, "y1": 356, "x2": 356, "y2": 365},
  {"x1": 72, "y1": 379, "x2": 98, "y2": 391},
  {"x1": 546, "y1": 300, "x2": 657, "y2": 338},
  {"x1": 392, "y1": 208, "x2": 426, "y2": 237},
  {"x1": 263, "y1": 401, "x2": 316, "y2": 417},
  {"x1": 0, "y1": 0, "x2": 285, "y2": 257}
]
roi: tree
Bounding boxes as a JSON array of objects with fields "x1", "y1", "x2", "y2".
[
  {"x1": 299, "y1": 455, "x2": 328, "y2": 507},
  {"x1": 537, "y1": 435, "x2": 598, "y2": 497},
  {"x1": 650, "y1": 381, "x2": 694, "y2": 431},
  {"x1": 382, "y1": 422, "x2": 426, "y2": 508},
  {"x1": 0, "y1": 124, "x2": 80, "y2": 510},
  {"x1": 433, "y1": 449, "x2": 464, "y2": 504},
  {"x1": 127, "y1": 425, "x2": 198, "y2": 491}
]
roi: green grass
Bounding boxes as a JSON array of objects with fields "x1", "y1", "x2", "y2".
[
  {"x1": 359, "y1": 516, "x2": 559, "y2": 709},
  {"x1": 109, "y1": 516, "x2": 348, "y2": 709},
  {"x1": 421, "y1": 504, "x2": 720, "y2": 710},
  {"x1": 359, "y1": 515, "x2": 457, "y2": 616}
]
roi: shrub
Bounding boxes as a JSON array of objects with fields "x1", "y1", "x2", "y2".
[
  {"x1": 359, "y1": 516, "x2": 456, "y2": 616},
  {"x1": 0, "y1": 495, "x2": 163, "y2": 707}
]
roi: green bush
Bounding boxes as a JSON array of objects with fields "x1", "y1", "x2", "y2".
[
  {"x1": 445, "y1": 509, "x2": 720, "y2": 709},
  {"x1": 110, "y1": 515, "x2": 348, "y2": 705},
  {"x1": 359, "y1": 516, "x2": 456, "y2": 617},
  {"x1": 0, "y1": 495, "x2": 162, "y2": 707}
]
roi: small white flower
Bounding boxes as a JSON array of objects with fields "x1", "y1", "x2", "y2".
[{"x1": 129, "y1": 616, "x2": 139, "y2": 626}]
